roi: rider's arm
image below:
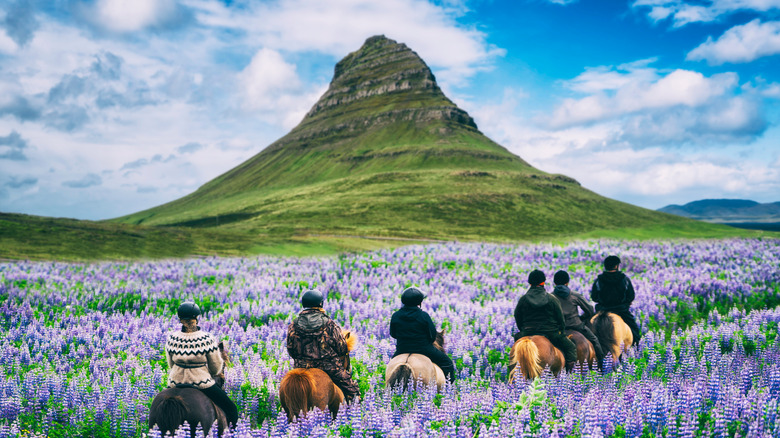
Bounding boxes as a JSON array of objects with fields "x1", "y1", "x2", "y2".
[
  {"x1": 551, "y1": 298, "x2": 565, "y2": 333},
  {"x1": 205, "y1": 334, "x2": 224, "y2": 377},
  {"x1": 328, "y1": 321, "x2": 349, "y2": 356},
  {"x1": 513, "y1": 299, "x2": 524, "y2": 331},
  {"x1": 577, "y1": 294, "x2": 595, "y2": 321},
  {"x1": 624, "y1": 278, "x2": 636, "y2": 304},
  {"x1": 422, "y1": 312, "x2": 436, "y2": 343},
  {"x1": 590, "y1": 280, "x2": 601, "y2": 303},
  {"x1": 164, "y1": 337, "x2": 174, "y2": 369}
]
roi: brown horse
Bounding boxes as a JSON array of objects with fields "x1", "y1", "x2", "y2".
[
  {"x1": 279, "y1": 331, "x2": 357, "y2": 421},
  {"x1": 565, "y1": 330, "x2": 596, "y2": 369},
  {"x1": 591, "y1": 311, "x2": 633, "y2": 367},
  {"x1": 385, "y1": 331, "x2": 447, "y2": 391},
  {"x1": 508, "y1": 335, "x2": 565, "y2": 382},
  {"x1": 148, "y1": 342, "x2": 231, "y2": 438}
]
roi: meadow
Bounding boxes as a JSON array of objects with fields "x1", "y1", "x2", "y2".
[{"x1": 1, "y1": 238, "x2": 779, "y2": 437}]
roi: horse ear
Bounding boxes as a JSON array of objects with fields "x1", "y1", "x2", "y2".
[
  {"x1": 439, "y1": 328, "x2": 446, "y2": 334},
  {"x1": 344, "y1": 332, "x2": 351, "y2": 339},
  {"x1": 218, "y1": 341, "x2": 225, "y2": 351}
]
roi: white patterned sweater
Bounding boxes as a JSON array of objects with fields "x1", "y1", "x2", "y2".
[{"x1": 165, "y1": 329, "x2": 223, "y2": 389}]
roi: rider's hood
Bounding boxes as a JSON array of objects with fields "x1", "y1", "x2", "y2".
[
  {"x1": 598, "y1": 271, "x2": 626, "y2": 285},
  {"x1": 295, "y1": 309, "x2": 329, "y2": 331},
  {"x1": 524, "y1": 286, "x2": 551, "y2": 306},
  {"x1": 552, "y1": 285, "x2": 571, "y2": 299}
]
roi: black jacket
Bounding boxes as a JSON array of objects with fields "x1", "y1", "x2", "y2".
[
  {"x1": 390, "y1": 305, "x2": 436, "y2": 351},
  {"x1": 552, "y1": 285, "x2": 595, "y2": 328},
  {"x1": 591, "y1": 271, "x2": 635, "y2": 309},
  {"x1": 513, "y1": 285, "x2": 565, "y2": 334}
]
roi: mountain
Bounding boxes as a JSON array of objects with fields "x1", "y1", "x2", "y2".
[
  {"x1": 113, "y1": 35, "x2": 721, "y2": 242},
  {"x1": 659, "y1": 199, "x2": 780, "y2": 230}
]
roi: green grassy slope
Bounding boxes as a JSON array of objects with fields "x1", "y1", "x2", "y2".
[{"x1": 113, "y1": 36, "x2": 713, "y2": 243}]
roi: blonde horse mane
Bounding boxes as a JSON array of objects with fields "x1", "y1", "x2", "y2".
[
  {"x1": 342, "y1": 330, "x2": 357, "y2": 352},
  {"x1": 510, "y1": 337, "x2": 542, "y2": 380}
]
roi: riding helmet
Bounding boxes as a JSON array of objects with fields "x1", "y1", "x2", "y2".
[
  {"x1": 301, "y1": 290, "x2": 324, "y2": 308},
  {"x1": 528, "y1": 270, "x2": 546, "y2": 286},
  {"x1": 401, "y1": 287, "x2": 425, "y2": 306},
  {"x1": 177, "y1": 301, "x2": 201, "y2": 319},
  {"x1": 553, "y1": 270, "x2": 570, "y2": 285}
]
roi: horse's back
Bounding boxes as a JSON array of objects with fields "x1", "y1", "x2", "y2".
[
  {"x1": 386, "y1": 354, "x2": 444, "y2": 390},
  {"x1": 566, "y1": 330, "x2": 596, "y2": 367},
  {"x1": 149, "y1": 387, "x2": 222, "y2": 437},
  {"x1": 280, "y1": 367, "x2": 343, "y2": 421}
]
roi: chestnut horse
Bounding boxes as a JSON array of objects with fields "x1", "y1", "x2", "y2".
[
  {"x1": 385, "y1": 331, "x2": 447, "y2": 391},
  {"x1": 279, "y1": 331, "x2": 357, "y2": 421},
  {"x1": 565, "y1": 330, "x2": 596, "y2": 369},
  {"x1": 591, "y1": 312, "x2": 633, "y2": 367},
  {"x1": 148, "y1": 342, "x2": 230, "y2": 438},
  {"x1": 508, "y1": 335, "x2": 565, "y2": 382}
]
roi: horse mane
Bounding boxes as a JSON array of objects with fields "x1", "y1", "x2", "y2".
[
  {"x1": 513, "y1": 338, "x2": 542, "y2": 379},
  {"x1": 280, "y1": 369, "x2": 316, "y2": 421},
  {"x1": 593, "y1": 312, "x2": 617, "y2": 355},
  {"x1": 154, "y1": 395, "x2": 190, "y2": 436},
  {"x1": 387, "y1": 362, "x2": 413, "y2": 391},
  {"x1": 342, "y1": 330, "x2": 357, "y2": 352}
]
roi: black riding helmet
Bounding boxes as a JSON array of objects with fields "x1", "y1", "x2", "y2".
[
  {"x1": 401, "y1": 287, "x2": 425, "y2": 306},
  {"x1": 177, "y1": 301, "x2": 201, "y2": 319},
  {"x1": 301, "y1": 290, "x2": 324, "y2": 308}
]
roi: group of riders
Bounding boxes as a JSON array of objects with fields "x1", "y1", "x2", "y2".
[{"x1": 161, "y1": 255, "x2": 641, "y2": 429}]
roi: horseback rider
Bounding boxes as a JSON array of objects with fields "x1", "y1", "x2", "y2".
[
  {"x1": 286, "y1": 290, "x2": 360, "y2": 403},
  {"x1": 551, "y1": 270, "x2": 605, "y2": 363},
  {"x1": 591, "y1": 255, "x2": 642, "y2": 344},
  {"x1": 390, "y1": 287, "x2": 456, "y2": 383},
  {"x1": 164, "y1": 301, "x2": 239, "y2": 428},
  {"x1": 513, "y1": 270, "x2": 578, "y2": 371}
]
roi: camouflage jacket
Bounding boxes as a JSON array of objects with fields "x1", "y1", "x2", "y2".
[{"x1": 287, "y1": 308, "x2": 348, "y2": 365}]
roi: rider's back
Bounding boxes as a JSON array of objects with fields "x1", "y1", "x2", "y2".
[
  {"x1": 165, "y1": 328, "x2": 223, "y2": 388},
  {"x1": 390, "y1": 305, "x2": 437, "y2": 352}
]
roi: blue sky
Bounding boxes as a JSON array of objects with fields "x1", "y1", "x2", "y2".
[{"x1": 0, "y1": 0, "x2": 778, "y2": 220}]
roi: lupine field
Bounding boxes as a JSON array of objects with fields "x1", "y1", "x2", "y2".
[{"x1": 1, "y1": 238, "x2": 780, "y2": 437}]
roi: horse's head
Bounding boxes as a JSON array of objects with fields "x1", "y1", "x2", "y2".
[
  {"x1": 215, "y1": 341, "x2": 230, "y2": 387},
  {"x1": 342, "y1": 330, "x2": 357, "y2": 352},
  {"x1": 434, "y1": 329, "x2": 446, "y2": 353}
]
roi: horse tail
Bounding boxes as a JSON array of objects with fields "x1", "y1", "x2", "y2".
[
  {"x1": 387, "y1": 362, "x2": 413, "y2": 391},
  {"x1": 515, "y1": 338, "x2": 542, "y2": 379},
  {"x1": 280, "y1": 369, "x2": 315, "y2": 420},
  {"x1": 153, "y1": 395, "x2": 189, "y2": 436},
  {"x1": 593, "y1": 312, "x2": 618, "y2": 359}
]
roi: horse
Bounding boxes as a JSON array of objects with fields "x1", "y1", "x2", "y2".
[
  {"x1": 148, "y1": 341, "x2": 231, "y2": 438},
  {"x1": 507, "y1": 335, "x2": 565, "y2": 382},
  {"x1": 279, "y1": 331, "x2": 357, "y2": 422},
  {"x1": 565, "y1": 329, "x2": 596, "y2": 369},
  {"x1": 591, "y1": 311, "x2": 633, "y2": 367},
  {"x1": 385, "y1": 330, "x2": 447, "y2": 391}
]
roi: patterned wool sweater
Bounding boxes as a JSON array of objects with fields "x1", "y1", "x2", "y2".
[{"x1": 165, "y1": 329, "x2": 223, "y2": 389}]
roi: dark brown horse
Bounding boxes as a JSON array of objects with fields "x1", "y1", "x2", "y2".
[
  {"x1": 508, "y1": 335, "x2": 565, "y2": 381},
  {"x1": 279, "y1": 331, "x2": 356, "y2": 421},
  {"x1": 148, "y1": 342, "x2": 230, "y2": 437},
  {"x1": 385, "y1": 330, "x2": 446, "y2": 391},
  {"x1": 565, "y1": 330, "x2": 596, "y2": 369},
  {"x1": 591, "y1": 311, "x2": 633, "y2": 367}
]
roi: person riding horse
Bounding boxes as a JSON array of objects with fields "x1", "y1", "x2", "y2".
[
  {"x1": 551, "y1": 270, "x2": 605, "y2": 363},
  {"x1": 164, "y1": 301, "x2": 239, "y2": 428},
  {"x1": 286, "y1": 290, "x2": 360, "y2": 404},
  {"x1": 389, "y1": 287, "x2": 456, "y2": 384},
  {"x1": 591, "y1": 256, "x2": 642, "y2": 345},
  {"x1": 513, "y1": 270, "x2": 577, "y2": 371}
]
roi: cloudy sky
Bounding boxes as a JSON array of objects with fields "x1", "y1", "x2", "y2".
[{"x1": 1, "y1": 0, "x2": 778, "y2": 220}]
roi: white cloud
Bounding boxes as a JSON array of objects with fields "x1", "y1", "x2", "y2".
[
  {"x1": 187, "y1": 0, "x2": 503, "y2": 86},
  {"x1": 688, "y1": 19, "x2": 780, "y2": 65},
  {"x1": 633, "y1": 0, "x2": 780, "y2": 27},
  {"x1": 543, "y1": 62, "x2": 768, "y2": 146},
  {"x1": 88, "y1": 0, "x2": 180, "y2": 33}
]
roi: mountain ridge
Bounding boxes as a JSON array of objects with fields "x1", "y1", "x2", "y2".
[
  {"x1": 113, "y1": 35, "x2": 720, "y2": 242},
  {"x1": 659, "y1": 199, "x2": 780, "y2": 223}
]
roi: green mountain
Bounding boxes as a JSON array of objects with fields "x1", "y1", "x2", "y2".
[{"x1": 113, "y1": 35, "x2": 728, "y2": 241}]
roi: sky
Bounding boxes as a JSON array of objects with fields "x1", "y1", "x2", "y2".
[{"x1": 0, "y1": 0, "x2": 778, "y2": 220}]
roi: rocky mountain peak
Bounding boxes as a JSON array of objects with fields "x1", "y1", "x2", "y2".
[{"x1": 302, "y1": 35, "x2": 475, "y2": 130}]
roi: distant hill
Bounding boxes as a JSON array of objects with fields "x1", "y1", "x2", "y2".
[
  {"x1": 113, "y1": 35, "x2": 710, "y2": 242},
  {"x1": 658, "y1": 199, "x2": 780, "y2": 231}
]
